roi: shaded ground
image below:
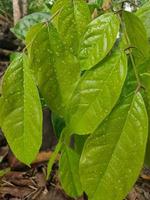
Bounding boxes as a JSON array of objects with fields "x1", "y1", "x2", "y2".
[
  {"x1": 0, "y1": 145, "x2": 85, "y2": 200},
  {"x1": 0, "y1": 142, "x2": 150, "y2": 200}
]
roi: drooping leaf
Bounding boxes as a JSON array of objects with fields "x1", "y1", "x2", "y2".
[
  {"x1": 26, "y1": 22, "x2": 80, "y2": 117},
  {"x1": 79, "y1": 12, "x2": 120, "y2": 70},
  {"x1": 123, "y1": 11, "x2": 149, "y2": 65},
  {"x1": 57, "y1": 0, "x2": 91, "y2": 55},
  {"x1": 66, "y1": 51, "x2": 127, "y2": 135},
  {"x1": 11, "y1": 12, "x2": 51, "y2": 40},
  {"x1": 0, "y1": 55, "x2": 42, "y2": 165},
  {"x1": 79, "y1": 92, "x2": 148, "y2": 200},
  {"x1": 140, "y1": 71, "x2": 150, "y2": 166},
  {"x1": 136, "y1": 2, "x2": 150, "y2": 38},
  {"x1": 59, "y1": 146, "x2": 83, "y2": 198}
]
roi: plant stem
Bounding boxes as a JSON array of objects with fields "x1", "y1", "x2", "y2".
[
  {"x1": 120, "y1": 14, "x2": 141, "y2": 88},
  {"x1": 46, "y1": 126, "x2": 71, "y2": 179}
]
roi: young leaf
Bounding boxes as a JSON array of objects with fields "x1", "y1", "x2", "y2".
[
  {"x1": 11, "y1": 12, "x2": 51, "y2": 40},
  {"x1": 79, "y1": 92, "x2": 148, "y2": 200},
  {"x1": 0, "y1": 55, "x2": 42, "y2": 165},
  {"x1": 57, "y1": 0, "x2": 91, "y2": 55},
  {"x1": 123, "y1": 11, "x2": 149, "y2": 65},
  {"x1": 136, "y1": 2, "x2": 150, "y2": 38},
  {"x1": 79, "y1": 12, "x2": 120, "y2": 70},
  {"x1": 59, "y1": 146, "x2": 83, "y2": 198},
  {"x1": 66, "y1": 51, "x2": 127, "y2": 135},
  {"x1": 26, "y1": 23, "x2": 80, "y2": 117}
]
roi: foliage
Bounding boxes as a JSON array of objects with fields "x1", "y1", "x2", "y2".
[
  {"x1": 0, "y1": 0, "x2": 12, "y2": 15},
  {"x1": 11, "y1": 12, "x2": 51, "y2": 40},
  {"x1": 0, "y1": 0, "x2": 150, "y2": 200}
]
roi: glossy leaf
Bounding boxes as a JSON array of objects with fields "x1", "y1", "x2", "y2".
[
  {"x1": 123, "y1": 11, "x2": 149, "y2": 65},
  {"x1": 79, "y1": 93, "x2": 148, "y2": 200},
  {"x1": 11, "y1": 12, "x2": 51, "y2": 40},
  {"x1": 79, "y1": 12, "x2": 120, "y2": 70},
  {"x1": 59, "y1": 146, "x2": 83, "y2": 197},
  {"x1": 0, "y1": 55, "x2": 42, "y2": 165},
  {"x1": 26, "y1": 23, "x2": 80, "y2": 116},
  {"x1": 57, "y1": 0, "x2": 91, "y2": 54},
  {"x1": 140, "y1": 72, "x2": 150, "y2": 166},
  {"x1": 67, "y1": 51, "x2": 127, "y2": 135},
  {"x1": 136, "y1": 2, "x2": 150, "y2": 38}
]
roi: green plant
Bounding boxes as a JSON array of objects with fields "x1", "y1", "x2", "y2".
[{"x1": 0, "y1": 0, "x2": 150, "y2": 200}]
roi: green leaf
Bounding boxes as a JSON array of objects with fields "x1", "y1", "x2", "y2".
[
  {"x1": 51, "y1": 0, "x2": 67, "y2": 27},
  {"x1": 140, "y1": 0, "x2": 150, "y2": 5},
  {"x1": 79, "y1": 12, "x2": 120, "y2": 70},
  {"x1": 0, "y1": 55, "x2": 42, "y2": 165},
  {"x1": 11, "y1": 12, "x2": 51, "y2": 40},
  {"x1": 0, "y1": 168, "x2": 10, "y2": 177},
  {"x1": 136, "y1": 2, "x2": 150, "y2": 38},
  {"x1": 57, "y1": 0, "x2": 91, "y2": 55},
  {"x1": 79, "y1": 92, "x2": 148, "y2": 200},
  {"x1": 59, "y1": 146, "x2": 83, "y2": 198},
  {"x1": 123, "y1": 11, "x2": 149, "y2": 65},
  {"x1": 96, "y1": 0, "x2": 103, "y2": 7},
  {"x1": 26, "y1": 23, "x2": 80, "y2": 117},
  {"x1": 67, "y1": 51, "x2": 127, "y2": 135},
  {"x1": 140, "y1": 72, "x2": 150, "y2": 166}
]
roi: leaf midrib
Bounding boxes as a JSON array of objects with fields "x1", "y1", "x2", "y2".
[
  {"x1": 71, "y1": 56, "x2": 122, "y2": 132},
  {"x1": 91, "y1": 94, "x2": 136, "y2": 199}
]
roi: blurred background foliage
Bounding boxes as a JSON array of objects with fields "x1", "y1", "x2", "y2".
[
  {"x1": 0, "y1": 0, "x2": 55, "y2": 16},
  {"x1": 0, "y1": 0, "x2": 150, "y2": 17}
]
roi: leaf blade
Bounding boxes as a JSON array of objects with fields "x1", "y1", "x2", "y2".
[
  {"x1": 26, "y1": 23, "x2": 80, "y2": 116},
  {"x1": 0, "y1": 55, "x2": 42, "y2": 165},
  {"x1": 59, "y1": 146, "x2": 83, "y2": 198},
  {"x1": 136, "y1": 2, "x2": 150, "y2": 38},
  {"x1": 79, "y1": 93, "x2": 148, "y2": 200},
  {"x1": 67, "y1": 51, "x2": 127, "y2": 135},
  {"x1": 57, "y1": 0, "x2": 91, "y2": 55},
  {"x1": 11, "y1": 12, "x2": 51, "y2": 40},
  {"x1": 79, "y1": 12, "x2": 120, "y2": 70}
]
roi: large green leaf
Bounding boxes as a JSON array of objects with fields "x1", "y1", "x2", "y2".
[
  {"x1": 136, "y1": 2, "x2": 150, "y2": 38},
  {"x1": 79, "y1": 12, "x2": 120, "y2": 70},
  {"x1": 140, "y1": 71, "x2": 150, "y2": 166},
  {"x1": 79, "y1": 92, "x2": 148, "y2": 200},
  {"x1": 26, "y1": 23, "x2": 80, "y2": 116},
  {"x1": 66, "y1": 51, "x2": 127, "y2": 135},
  {"x1": 57, "y1": 0, "x2": 91, "y2": 55},
  {"x1": 11, "y1": 12, "x2": 51, "y2": 40},
  {"x1": 0, "y1": 55, "x2": 42, "y2": 165},
  {"x1": 59, "y1": 146, "x2": 83, "y2": 197},
  {"x1": 123, "y1": 11, "x2": 149, "y2": 65}
]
